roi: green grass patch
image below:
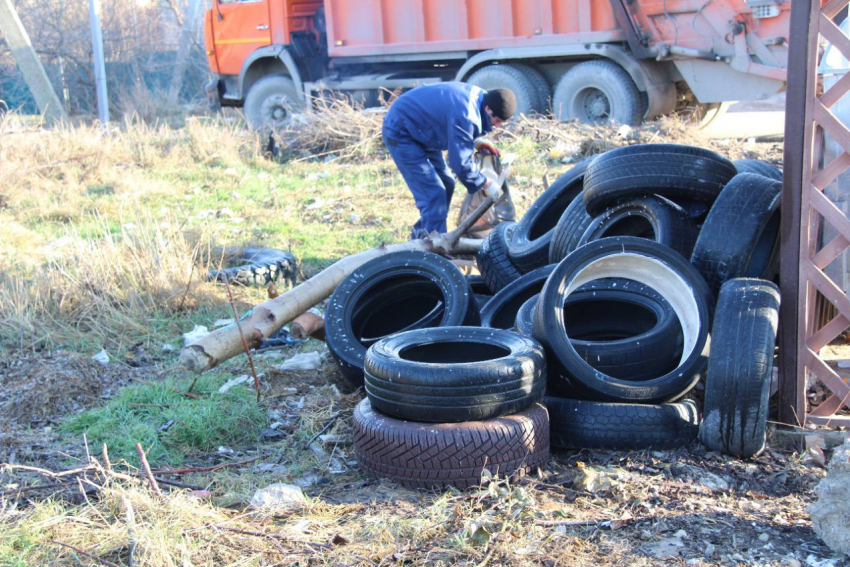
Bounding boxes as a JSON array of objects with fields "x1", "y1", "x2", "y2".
[{"x1": 63, "y1": 374, "x2": 267, "y2": 466}]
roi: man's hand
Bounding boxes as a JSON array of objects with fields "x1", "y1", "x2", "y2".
[
  {"x1": 474, "y1": 139, "x2": 501, "y2": 157},
  {"x1": 482, "y1": 177, "x2": 502, "y2": 200}
]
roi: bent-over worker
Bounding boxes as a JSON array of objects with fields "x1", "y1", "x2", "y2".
[{"x1": 382, "y1": 82, "x2": 516, "y2": 239}]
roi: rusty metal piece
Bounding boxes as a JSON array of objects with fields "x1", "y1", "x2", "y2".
[{"x1": 780, "y1": 0, "x2": 850, "y2": 429}]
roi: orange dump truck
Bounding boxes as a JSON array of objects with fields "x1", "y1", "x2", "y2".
[{"x1": 204, "y1": 0, "x2": 792, "y2": 129}]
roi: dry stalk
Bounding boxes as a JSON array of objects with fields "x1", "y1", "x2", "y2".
[
  {"x1": 223, "y1": 275, "x2": 262, "y2": 402},
  {"x1": 135, "y1": 443, "x2": 163, "y2": 499}
]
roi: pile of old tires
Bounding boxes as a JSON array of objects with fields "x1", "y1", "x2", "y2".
[{"x1": 325, "y1": 144, "x2": 783, "y2": 490}]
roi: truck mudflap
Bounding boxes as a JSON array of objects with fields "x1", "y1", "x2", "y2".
[{"x1": 205, "y1": 80, "x2": 222, "y2": 111}]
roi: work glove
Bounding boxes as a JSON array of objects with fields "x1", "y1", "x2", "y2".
[
  {"x1": 474, "y1": 138, "x2": 501, "y2": 157},
  {"x1": 482, "y1": 170, "x2": 503, "y2": 200}
]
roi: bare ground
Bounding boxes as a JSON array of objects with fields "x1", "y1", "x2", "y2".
[{"x1": 0, "y1": 351, "x2": 846, "y2": 567}]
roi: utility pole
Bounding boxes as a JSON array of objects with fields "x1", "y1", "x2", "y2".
[
  {"x1": 88, "y1": 0, "x2": 109, "y2": 124},
  {"x1": 0, "y1": 0, "x2": 68, "y2": 124}
]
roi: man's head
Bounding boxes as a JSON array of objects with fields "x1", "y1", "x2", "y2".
[{"x1": 483, "y1": 88, "x2": 517, "y2": 128}]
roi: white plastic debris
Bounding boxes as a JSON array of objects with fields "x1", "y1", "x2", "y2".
[
  {"x1": 278, "y1": 351, "x2": 322, "y2": 371},
  {"x1": 250, "y1": 483, "x2": 306, "y2": 510},
  {"x1": 161, "y1": 343, "x2": 175, "y2": 353},
  {"x1": 183, "y1": 325, "x2": 210, "y2": 346},
  {"x1": 91, "y1": 349, "x2": 109, "y2": 365},
  {"x1": 218, "y1": 374, "x2": 250, "y2": 394}
]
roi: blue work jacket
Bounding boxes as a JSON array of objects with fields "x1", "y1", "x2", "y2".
[{"x1": 384, "y1": 82, "x2": 492, "y2": 192}]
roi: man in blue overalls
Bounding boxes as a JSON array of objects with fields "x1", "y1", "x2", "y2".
[{"x1": 382, "y1": 82, "x2": 516, "y2": 239}]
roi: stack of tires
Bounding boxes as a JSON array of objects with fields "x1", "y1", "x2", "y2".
[
  {"x1": 325, "y1": 144, "x2": 784, "y2": 490},
  {"x1": 475, "y1": 144, "x2": 782, "y2": 457},
  {"x1": 325, "y1": 251, "x2": 549, "y2": 489}
]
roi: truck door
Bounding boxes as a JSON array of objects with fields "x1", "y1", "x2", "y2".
[{"x1": 210, "y1": 0, "x2": 272, "y2": 76}]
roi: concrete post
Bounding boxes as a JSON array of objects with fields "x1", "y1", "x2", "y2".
[
  {"x1": 0, "y1": 0, "x2": 68, "y2": 124},
  {"x1": 88, "y1": 0, "x2": 109, "y2": 124}
]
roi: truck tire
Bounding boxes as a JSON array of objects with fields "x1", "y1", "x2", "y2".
[
  {"x1": 734, "y1": 159, "x2": 783, "y2": 181},
  {"x1": 466, "y1": 65, "x2": 540, "y2": 117},
  {"x1": 516, "y1": 280, "x2": 683, "y2": 385},
  {"x1": 549, "y1": 191, "x2": 594, "y2": 263},
  {"x1": 325, "y1": 251, "x2": 479, "y2": 386},
  {"x1": 353, "y1": 399, "x2": 550, "y2": 490},
  {"x1": 243, "y1": 75, "x2": 304, "y2": 131},
  {"x1": 480, "y1": 265, "x2": 555, "y2": 329},
  {"x1": 512, "y1": 63, "x2": 551, "y2": 113},
  {"x1": 552, "y1": 60, "x2": 642, "y2": 125},
  {"x1": 577, "y1": 195, "x2": 698, "y2": 257},
  {"x1": 533, "y1": 237, "x2": 713, "y2": 403},
  {"x1": 546, "y1": 397, "x2": 700, "y2": 450},
  {"x1": 690, "y1": 173, "x2": 782, "y2": 296},
  {"x1": 700, "y1": 279, "x2": 780, "y2": 458},
  {"x1": 476, "y1": 222, "x2": 523, "y2": 293},
  {"x1": 507, "y1": 158, "x2": 590, "y2": 272},
  {"x1": 364, "y1": 327, "x2": 547, "y2": 422},
  {"x1": 207, "y1": 248, "x2": 297, "y2": 287},
  {"x1": 582, "y1": 144, "x2": 737, "y2": 217}
]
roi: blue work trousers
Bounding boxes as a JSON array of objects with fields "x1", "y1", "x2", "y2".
[{"x1": 383, "y1": 122, "x2": 457, "y2": 239}]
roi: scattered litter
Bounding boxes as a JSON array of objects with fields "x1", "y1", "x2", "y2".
[
  {"x1": 161, "y1": 343, "x2": 175, "y2": 353},
  {"x1": 158, "y1": 419, "x2": 175, "y2": 432},
  {"x1": 806, "y1": 555, "x2": 838, "y2": 567},
  {"x1": 260, "y1": 428, "x2": 286, "y2": 440},
  {"x1": 217, "y1": 446, "x2": 235, "y2": 455},
  {"x1": 91, "y1": 350, "x2": 109, "y2": 366},
  {"x1": 642, "y1": 536, "x2": 685, "y2": 559},
  {"x1": 319, "y1": 434, "x2": 349, "y2": 445},
  {"x1": 183, "y1": 325, "x2": 210, "y2": 346},
  {"x1": 278, "y1": 351, "x2": 322, "y2": 371},
  {"x1": 293, "y1": 473, "x2": 325, "y2": 488},
  {"x1": 698, "y1": 472, "x2": 730, "y2": 492},
  {"x1": 250, "y1": 483, "x2": 306, "y2": 510},
  {"x1": 218, "y1": 375, "x2": 250, "y2": 394},
  {"x1": 214, "y1": 318, "x2": 235, "y2": 328}
]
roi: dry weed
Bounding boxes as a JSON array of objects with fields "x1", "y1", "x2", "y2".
[{"x1": 0, "y1": 213, "x2": 229, "y2": 351}]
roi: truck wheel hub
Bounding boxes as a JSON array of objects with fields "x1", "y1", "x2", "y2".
[
  {"x1": 261, "y1": 95, "x2": 289, "y2": 125},
  {"x1": 579, "y1": 88, "x2": 610, "y2": 122}
]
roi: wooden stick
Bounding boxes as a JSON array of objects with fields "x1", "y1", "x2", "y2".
[
  {"x1": 303, "y1": 414, "x2": 340, "y2": 449},
  {"x1": 224, "y1": 275, "x2": 262, "y2": 403},
  {"x1": 51, "y1": 541, "x2": 120, "y2": 567},
  {"x1": 135, "y1": 444, "x2": 163, "y2": 499},
  {"x1": 152, "y1": 456, "x2": 261, "y2": 475}
]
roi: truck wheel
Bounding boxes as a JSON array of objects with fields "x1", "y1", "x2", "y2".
[
  {"x1": 511, "y1": 63, "x2": 551, "y2": 113},
  {"x1": 552, "y1": 60, "x2": 642, "y2": 125},
  {"x1": 466, "y1": 65, "x2": 541, "y2": 116},
  {"x1": 243, "y1": 75, "x2": 304, "y2": 131}
]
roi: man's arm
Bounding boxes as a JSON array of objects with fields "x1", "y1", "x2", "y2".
[{"x1": 447, "y1": 119, "x2": 488, "y2": 193}]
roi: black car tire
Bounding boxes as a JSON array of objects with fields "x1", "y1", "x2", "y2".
[
  {"x1": 734, "y1": 159, "x2": 782, "y2": 181},
  {"x1": 507, "y1": 159, "x2": 590, "y2": 272},
  {"x1": 578, "y1": 195, "x2": 698, "y2": 257},
  {"x1": 353, "y1": 399, "x2": 550, "y2": 490},
  {"x1": 582, "y1": 144, "x2": 737, "y2": 217},
  {"x1": 532, "y1": 237, "x2": 713, "y2": 403},
  {"x1": 546, "y1": 397, "x2": 699, "y2": 450},
  {"x1": 477, "y1": 222, "x2": 523, "y2": 292},
  {"x1": 549, "y1": 190, "x2": 594, "y2": 263},
  {"x1": 690, "y1": 173, "x2": 782, "y2": 296},
  {"x1": 515, "y1": 279, "x2": 683, "y2": 384},
  {"x1": 326, "y1": 251, "x2": 479, "y2": 386},
  {"x1": 207, "y1": 247, "x2": 297, "y2": 287},
  {"x1": 699, "y1": 279, "x2": 780, "y2": 458},
  {"x1": 364, "y1": 327, "x2": 547, "y2": 422},
  {"x1": 480, "y1": 265, "x2": 556, "y2": 329}
]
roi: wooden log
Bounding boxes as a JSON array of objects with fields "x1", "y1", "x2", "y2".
[{"x1": 291, "y1": 311, "x2": 325, "y2": 341}]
